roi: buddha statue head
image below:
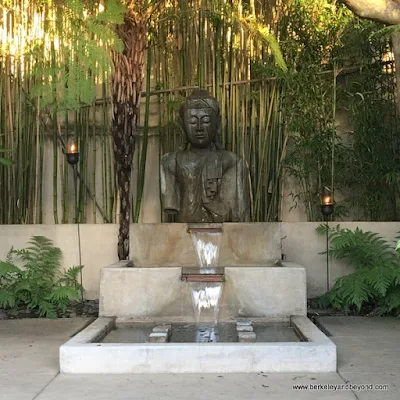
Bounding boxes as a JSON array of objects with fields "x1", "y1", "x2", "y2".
[{"x1": 179, "y1": 90, "x2": 223, "y2": 150}]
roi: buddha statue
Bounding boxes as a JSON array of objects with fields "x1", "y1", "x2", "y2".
[{"x1": 160, "y1": 90, "x2": 249, "y2": 223}]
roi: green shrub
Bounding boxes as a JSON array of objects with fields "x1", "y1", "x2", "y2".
[
  {"x1": 0, "y1": 236, "x2": 83, "y2": 318},
  {"x1": 317, "y1": 225, "x2": 400, "y2": 316}
]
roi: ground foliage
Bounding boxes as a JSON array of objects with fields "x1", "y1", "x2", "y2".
[
  {"x1": 317, "y1": 225, "x2": 400, "y2": 316},
  {"x1": 0, "y1": 236, "x2": 83, "y2": 318}
]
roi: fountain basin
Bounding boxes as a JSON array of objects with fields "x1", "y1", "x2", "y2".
[
  {"x1": 101, "y1": 321, "x2": 302, "y2": 343},
  {"x1": 60, "y1": 316, "x2": 336, "y2": 373}
]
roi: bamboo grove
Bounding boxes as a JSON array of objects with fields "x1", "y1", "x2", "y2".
[
  {"x1": 1, "y1": 0, "x2": 399, "y2": 225},
  {"x1": 0, "y1": 0, "x2": 122, "y2": 225}
]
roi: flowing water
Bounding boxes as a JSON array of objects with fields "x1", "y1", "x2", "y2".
[
  {"x1": 189, "y1": 282, "x2": 223, "y2": 325},
  {"x1": 188, "y1": 230, "x2": 224, "y2": 341},
  {"x1": 190, "y1": 231, "x2": 221, "y2": 274}
]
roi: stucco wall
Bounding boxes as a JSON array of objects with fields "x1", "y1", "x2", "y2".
[
  {"x1": 281, "y1": 222, "x2": 400, "y2": 297},
  {"x1": 0, "y1": 222, "x2": 399, "y2": 300},
  {"x1": 0, "y1": 224, "x2": 119, "y2": 300}
]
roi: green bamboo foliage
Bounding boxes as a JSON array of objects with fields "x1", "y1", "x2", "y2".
[{"x1": 0, "y1": 0, "x2": 119, "y2": 224}]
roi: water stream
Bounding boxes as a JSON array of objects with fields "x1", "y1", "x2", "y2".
[
  {"x1": 188, "y1": 230, "x2": 224, "y2": 342},
  {"x1": 190, "y1": 231, "x2": 221, "y2": 274},
  {"x1": 189, "y1": 282, "x2": 223, "y2": 324}
]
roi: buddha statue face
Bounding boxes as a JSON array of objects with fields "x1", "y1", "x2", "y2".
[{"x1": 183, "y1": 107, "x2": 217, "y2": 149}]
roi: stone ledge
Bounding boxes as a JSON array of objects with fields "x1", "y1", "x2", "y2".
[{"x1": 149, "y1": 333, "x2": 168, "y2": 343}]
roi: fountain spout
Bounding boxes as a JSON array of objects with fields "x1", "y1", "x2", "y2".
[
  {"x1": 181, "y1": 271, "x2": 224, "y2": 282},
  {"x1": 187, "y1": 226, "x2": 223, "y2": 234}
]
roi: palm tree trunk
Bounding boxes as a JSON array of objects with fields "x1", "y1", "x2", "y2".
[{"x1": 111, "y1": 12, "x2": 147, "y2": 260}]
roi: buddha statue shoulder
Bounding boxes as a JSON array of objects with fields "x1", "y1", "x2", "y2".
[{"x1": 160, "y1": 90, "x2": 249, "y2": 223}]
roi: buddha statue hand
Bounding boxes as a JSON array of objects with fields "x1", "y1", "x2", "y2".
[
  {"x1": 202, "y1": 200, "x2": 231, "y2": 222},
  {"x1": 202, "y1": 180, "x2": 230, "y2": 222}
]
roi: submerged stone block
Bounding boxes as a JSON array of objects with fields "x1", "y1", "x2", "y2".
[
  {"x1": 149, "y1": 332, "x2": 168, "y2": 343},
  {"x1": 238, "y1": 331, "x2": 256, "y2": 343},
  {"x1": 236, "y1": 324, "x2": 253, "y2": 332}
]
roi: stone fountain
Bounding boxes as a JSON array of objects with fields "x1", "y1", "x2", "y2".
[{"x1": 60, "y1": 91, "x2": 336, "y2": 373}]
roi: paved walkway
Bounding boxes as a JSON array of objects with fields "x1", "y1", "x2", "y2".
[{"x1": 0, "y1": 316, "x2": 399, "y2": 400}]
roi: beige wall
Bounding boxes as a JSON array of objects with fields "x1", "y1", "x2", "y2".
[
  {"x1": 0, "y1": 224, "x2": 119, "y2": 300},
  {"x1": 1, "y1": 222, "x2": 399, "y2": 300},
  {"x1": 281, "y1": 222, "x2": 400, "y2": 297}
]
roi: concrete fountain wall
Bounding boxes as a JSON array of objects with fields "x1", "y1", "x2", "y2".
[
  {"x1": 99, "y1": 223, "x2": 306, "y2": 319},
  {"x1": 99, "y1": 261, "x2": 307, "y2": 320},
  {"x1": 130, "y1": 223, "x2": 282, "y2": 267}
]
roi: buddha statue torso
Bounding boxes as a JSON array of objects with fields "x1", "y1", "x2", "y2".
[{"x1": 160, "y1": 90, "x2": 249, "y2": 223}]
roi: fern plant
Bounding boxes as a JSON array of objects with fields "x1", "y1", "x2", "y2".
[
  {"x1": 316, "y1": 225, "x2": 400, "y2": 315},
  {"x1": 0, "y1": 236, "x2": 83, "y2": 318}
]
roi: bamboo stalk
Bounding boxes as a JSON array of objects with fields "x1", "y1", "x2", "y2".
[
  {"x1": 50, "y1": 39, "x2": 59, "y2": 224},
  {"x1": 92, "y1": 99, "x2": 97, "y2": 223},
  {"x1": 331, "y1": 63, "x2": 337, "y2": 216},
  {"x1": 78, "y1": 107, "x2": 87, "y2": 223},
  {"x1": 198, "y1": 9, "x2": 204, "y2": 88},
  {"x1": 135, "y1": 41, "x2": 152, "y2": 222},
  {"x1": 16, "y1": 56, "x2": 23, "y2": 223},
  {"x1": 6, "y1": 56, "x2": 14, "y2": 222},
  {"x1": 0, "y1": 59, "x2": 4, "y2": 223}
]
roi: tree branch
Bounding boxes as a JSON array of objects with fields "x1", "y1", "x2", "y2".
[{"x1": 341, "y1": 0, "x2": 400, "y2": 24}]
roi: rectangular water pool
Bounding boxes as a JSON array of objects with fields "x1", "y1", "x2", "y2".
[{"x1": 100, "y1": 322, "x2": 302, "y2": 343}]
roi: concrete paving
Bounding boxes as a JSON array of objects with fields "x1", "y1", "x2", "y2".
[
  {"x1": 36, "y1": 373, "x2": 355, "y2": 400},
  {"x1": 0, "y1": 318, "x2": 93, "y2": 400},
  {"x1": 0, "y1": 316, "x2": 399, "y2": 400},
  {"x1": 317, "y1": 316, "x2": 400, "y2": 400}
]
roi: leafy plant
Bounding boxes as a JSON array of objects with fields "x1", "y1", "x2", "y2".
[
  {"x1": 0, "y1": 148, "x2": 13, "y2": 166},
  {"x1": 317, "y1": 225, "x2": 400, "y2": 315},
  {"x1": 0, "y1": 236, "x2": 83, "y2": 318},
  {"x1": 29, "y1": 0, "x2": 125, "y2": 112}
]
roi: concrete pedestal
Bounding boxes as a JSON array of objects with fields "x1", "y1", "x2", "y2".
[{"x1": 99, "y1": 261, "x2": 307, "y2": 320}]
